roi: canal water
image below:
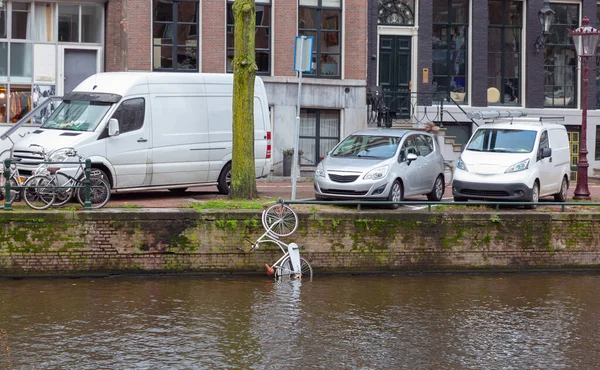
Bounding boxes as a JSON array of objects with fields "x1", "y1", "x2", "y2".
[{"x1": 1, "y1": 273, "x2": 600, "y2": 369}]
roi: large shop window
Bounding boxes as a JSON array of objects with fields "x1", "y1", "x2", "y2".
[
  {"x1": 298, "y1": 0, "x2": 342, "y2": 78},
  {"x1": 432, "y1": 0, "x2": 469, "y2": 103},
  {"x1": 544, "y1": 3, "x2": 578, "y2": 108},
  {"x1": 299, "y1": 109, "x2": 340, "y2": 165},
  {"x1": 226, "y1": 0, "x2": 271, "y2": 75},
  {"x1": 153, "y1": 0, "x2": 199, "y2": 71},
  {"x1": 487, "y1": 0, "x2": 522, "y2": 105},
  {"x1": 377, "y1": 0, "x2": 415, "y2": 26}
]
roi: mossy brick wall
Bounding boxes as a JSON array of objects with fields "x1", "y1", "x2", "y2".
[{"x1": 0, "y1": 210, "x2": 599, "y2": 276}]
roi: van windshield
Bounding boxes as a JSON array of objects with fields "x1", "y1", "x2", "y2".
[
  {"x1": 330, "y1": 135, "x2": 401, "y2": 159},
  {"x1": 466, "y1": 129, "x2": 537, "y2": 153},
  {"x1": 41, "y1": 100, "x2": 112, "y2": 132}
]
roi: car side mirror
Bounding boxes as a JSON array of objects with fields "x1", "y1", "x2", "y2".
[
  {"x1": 541, "y1": 147, "x2": 552, "y2": 158},
  {"x1": 108, "y1": 118, "x2": 120, "y2": 137},
  {"x1": 407, "y1": 153, "x2": 418, "y2": 163}
]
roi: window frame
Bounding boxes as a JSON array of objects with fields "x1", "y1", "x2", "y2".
[
  {"x1": 377, "y1": 0, "x2": 415, "y2": 26},
  {"x1": 226, "y1": 0, "x2": 272, "y2": 75},
  {"x1": 152, "y1": 0, "x2": 200, "y2": 72},
  {"x1": 487, "y1": 0, "x2": 522, "y2": 106},
  {"x1": 298, "y1": 0, "x2": 342, "y2": 79},
  {"x1": 299, "y1": 108, "x2": 341, "y2": 165},
  {"x1": 432, "y1": 0, "x2": 469, "y2": 103}
]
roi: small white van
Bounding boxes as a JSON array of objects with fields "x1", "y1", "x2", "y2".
[
  {"x1": 11, "y1": 72, "x2": 272, "y2": 194},
  {"x1": 452, "y1": 116, "x2": 570, "y2": 207}
]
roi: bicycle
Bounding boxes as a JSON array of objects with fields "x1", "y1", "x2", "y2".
[
  {"x1": 240, "y1": 200, "x2": 313, "y2": 280},
  {"x1": 22, "y1": 146, "x2": 110, "y2": 210}
]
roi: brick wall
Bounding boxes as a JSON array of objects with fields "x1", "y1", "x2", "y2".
[
  {"x1": 1, "y1": 211, "x2": 600, "y2": 277},
  {"x1": 202, "y1": 0, "x2": 226, "y2": 72},
  {"x1": 105, "y1": 0, "x2": 151, "y2": 72},
  {"x1": 273, "y1": 0, "x2": 296, "y2": 77},
  {"x1": 344, "y1": 0, "x2": 367, "y2": 80}
]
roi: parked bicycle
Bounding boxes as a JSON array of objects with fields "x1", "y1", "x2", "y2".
[
  {"x1": 22, "y1": 145, "x2": 110, "y2": 210},
  {"x1": 240, "y1": 199, "x2": 313, "y2": 280}
]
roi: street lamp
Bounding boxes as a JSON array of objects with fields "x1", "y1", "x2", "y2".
[
  {"x1": 534, "y1": 0, "x2": 555, "y2": 55},
  {"x1": 569, "y1": 16, "x2": 600, "y2": 200}
]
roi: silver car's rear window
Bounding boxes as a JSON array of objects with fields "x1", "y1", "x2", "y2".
[{"x1": 331, "y1": 135, "x2": 401, "y2": 159}]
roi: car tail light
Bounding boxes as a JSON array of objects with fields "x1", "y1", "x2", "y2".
[{"x1": 266, "y1": 131, "x2": 271, "y2": 159}]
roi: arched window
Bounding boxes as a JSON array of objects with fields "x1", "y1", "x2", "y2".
[{"x1": 378, "y1": 0, "x2": 415, "y2": 26}]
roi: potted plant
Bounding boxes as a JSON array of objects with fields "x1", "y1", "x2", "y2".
[{"x1": 282, "y1": 148, "x2": 303, "y2": 176}]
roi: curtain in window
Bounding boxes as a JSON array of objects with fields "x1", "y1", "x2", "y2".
[{"x1": 35, "y1": 4, "x2": 53, "y2": 42}]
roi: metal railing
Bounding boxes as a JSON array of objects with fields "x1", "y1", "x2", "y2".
[
  {"x1": 284, "y1": 199, "x2": 600, "y2": 213},
  {"x1": 2, "y1": 158, "x2": 96, "y2": 211}
]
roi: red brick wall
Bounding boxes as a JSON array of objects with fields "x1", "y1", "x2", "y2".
[
  {"x1": 273, "y1": 0, "x2": 296, "y2": 77},
  {"x1": 202, "y1": 0, "x2": 226, "y2": 72},
  {"x1": 105, "y1": 0, "x2": 151, "y2": 72},
  {"x1": 105, "y1": 0, "x2": 123, "y2": 72},
  {"x1": 344, "y1": 0, "x2": 367, "y2": 80}
]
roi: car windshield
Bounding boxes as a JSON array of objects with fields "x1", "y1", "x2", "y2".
[
  {"x1": 40, "y1": 100, "x2": 112, "y2": 132},
  {"x1": 330, "y1": 135, "x2": 401, "y2": 159},
  {"x1": 466, "y1": 129, "x2": 537, "y2": 153}
]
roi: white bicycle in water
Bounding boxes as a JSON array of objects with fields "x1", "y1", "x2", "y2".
[{"x1": 240, "y1": 200, "x2": 313, "y2": 280}]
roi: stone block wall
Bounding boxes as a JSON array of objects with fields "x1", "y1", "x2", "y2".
[{"x1": 0, "y1": 210, "x2": 599, "y2": 277}]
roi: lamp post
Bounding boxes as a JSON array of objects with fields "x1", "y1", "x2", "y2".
[{"x1": 569, "y1": 17, "x2": 600, "y2": 200}]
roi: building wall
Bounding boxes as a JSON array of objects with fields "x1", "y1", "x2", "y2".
[{"x1": 1, "y1": 210, "x2": 600, "y2": 277}]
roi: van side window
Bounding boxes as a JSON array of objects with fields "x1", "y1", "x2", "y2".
[
  {"x1": 537, "y1": 130, "x2": 549, "y2": 161},
  {"x1": 111, "y1": 98, "x2": 145, "y2": 133}
]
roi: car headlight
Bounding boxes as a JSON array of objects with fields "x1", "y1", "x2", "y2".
[
  {"x1": 505, "y1": 158, "x2": 530, "y2": 173},
  {"x1": 364, "y1": 166, "x2": 389, "y2": 180},
  {"x1": 315, "y1": 162, "x2": 326, "y2": 178},
  {"x1": 456, "y1": 156, "x2": 468, "y2": 172}
]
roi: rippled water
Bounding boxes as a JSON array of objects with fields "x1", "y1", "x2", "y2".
[{"x1": 1, "y1": 273, "x2": 600, "y2": 369}]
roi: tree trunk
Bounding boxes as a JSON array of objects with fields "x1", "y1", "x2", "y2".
[{"x1": 230, "y1": 0, "x2": 258, "y2": 199}]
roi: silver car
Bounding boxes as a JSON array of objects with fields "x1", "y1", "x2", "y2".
[{"x1": 314, "y1": 129, "x2": 446, "y2": 208}]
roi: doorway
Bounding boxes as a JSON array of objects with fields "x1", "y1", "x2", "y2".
[
  {"x1": 63, "y1": 49, "x2": 98, "y2": 93},
  {"x1": 379, "y1": 35, "x2": 412, "y2": 119}
]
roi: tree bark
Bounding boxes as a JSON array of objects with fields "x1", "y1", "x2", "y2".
[{"x1": 230, "y1": 0, "x2": 258, "y2": 199}]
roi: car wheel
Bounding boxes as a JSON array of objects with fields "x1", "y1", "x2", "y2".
[
  {"x1": 525, "y1": 182, "x2": 539, "y2": 209},
  {"x1": 427, "y1": 175, "x2": 445, "y2": 201},
  {"x1": 217, "y1": 162, "x2": 232, "y2": 195},
  {"x1": 386, "y1": 180, "x2": 403, "y2": 209},
  {"x1": 554, "y1": 177, "x2": 568, "y2": 202}
]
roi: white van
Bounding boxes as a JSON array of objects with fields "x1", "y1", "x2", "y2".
[
  {"x1": 11, "y1": 72, "x2": 272, "y2": 194},
  {"x1": 452, "y1": 117, "x2": 571, "y2": 207}
]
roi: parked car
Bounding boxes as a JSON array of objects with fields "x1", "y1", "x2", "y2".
[
  {"x1": 314, "y1": 129, "x2": 446, "y2": 208},
  {"x1": 452, "y1": 117, "x2": 570, "y2": 208}
]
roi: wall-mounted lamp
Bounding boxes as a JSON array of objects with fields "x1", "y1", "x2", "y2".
[
  {"x1": 0, "y1": 93, "x2": 5, "y2": 99},
  {"x1": 534, "y1": 0, "x2": 555, "y2": 55}
]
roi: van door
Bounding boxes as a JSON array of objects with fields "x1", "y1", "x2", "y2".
[
  {"x1": 105, "y1": 97, "x2": 152, "y2": 188},
  {"x1": 537, "y1": 130, "x2": 555, "y2": 194}
]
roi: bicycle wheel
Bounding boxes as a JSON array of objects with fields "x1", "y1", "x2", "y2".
[
  {"x1": 23, "y1": 175, "x2": 55, "y2": 210},
  {"x1": 275, "y1": 256, "x2": 313, "y2": 281},
  {"x1": 77, "y1": 176, "x2": 111, "y2": 209},
  {"x1": 49, "y1": 173, "x2": 74, "y2": 207},
  {"x1": 262, "y1": 203, "x2": 298, "y2": 237}
]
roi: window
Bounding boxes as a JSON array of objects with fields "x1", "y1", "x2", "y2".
[
  {"x1": 298, "y1": 0, "x2": 342, "y2": 78},
  {"x1": 488, "y1": 0, "x2": 522, "y2": 105},
  {"x1": 377, "y1": 0, "x2": 415, "y2": 26},
  {"x1": 544, "y1": 3, "x2": 578, "y2": 108},
  {"x1": 227, "y1": 0, "x2": 271, "y2": 74},
  {"x1": 538, "y1": 130, "x2": 549, "y2": 161},
  {"x1": 34, "y1": 3, "x2": 55, "y2": 42},
  {"x1": 415, "y1": 135, "x2": 432, "y2": 156},
  {"x1": 111, "y1": 98, "x2": 145, "y2": 133},
  {"x1": 58, "y1": 4, "x2": 103, "y2": 43},
  {"x1": 432, "y1": 0, "x2": 469, "y2": 102},
  {"x1": 153, "y1": 0, "x2": 199, "y2": 71},
  {"x1": 299, "y1": 109, "x2": 340, "y2": 165},
  {"x1": 12, "y1": 3, "x2": 30, "y2": 40}
]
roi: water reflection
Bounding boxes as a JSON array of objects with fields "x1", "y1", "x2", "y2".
[{"x1": 1, "y1": 274, "x2": 600, "y2": 369}]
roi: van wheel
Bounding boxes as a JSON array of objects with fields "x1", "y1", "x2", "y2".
[
  {"x1": 386, "y1": 180, "x2": 403, "y2": 209},
  {"x1": 92, "y1": 168, "x2": 111, "y2": 189},
  {"x1": 427, "y1": 175, "x2": 445, "y2": 201},
  {"x1": 168, "y1": 188, "x2": 188, "y2": 194},
  {"x1": 217, "y1": 162, "x2": 232, "y2": 195},
  {"x1": 525, "y1": 182, "x2": 539, "y2": 209},
  {"x1": 554, "y1": 177, "x2": 568, "y2": 202}
]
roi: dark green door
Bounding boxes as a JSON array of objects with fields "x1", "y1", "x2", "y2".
[{"x1": 379, "y1": 35, "x2": 411, "y2": 119}]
